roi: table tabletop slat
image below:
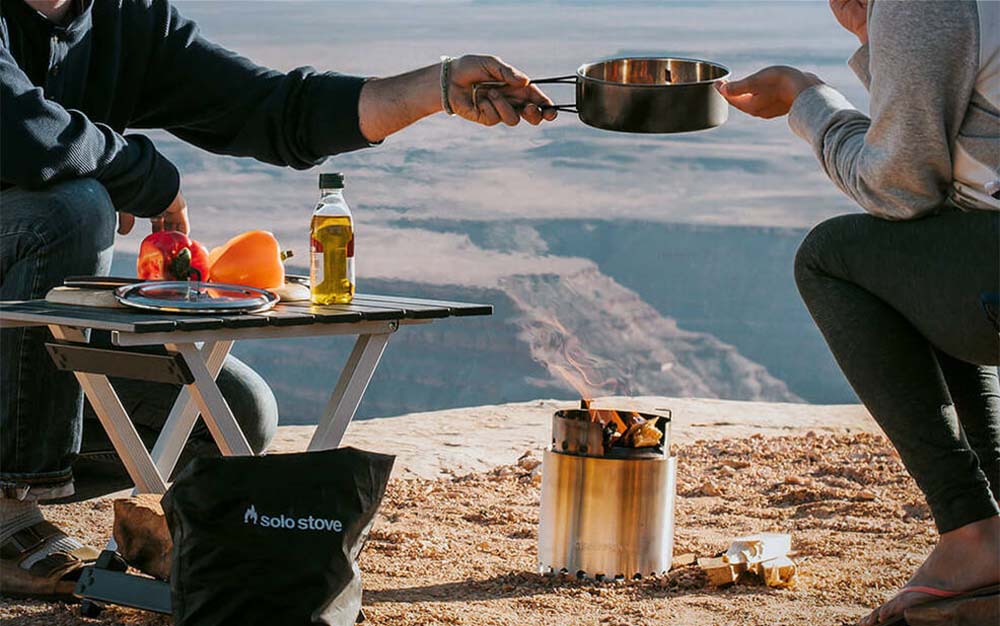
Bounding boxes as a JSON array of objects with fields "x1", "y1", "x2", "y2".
[
  {"x1": 250, "y1": 308, "x2": 318, "y2": 326},
  {"x1": 272, "y1": 303, "x2": 365, "y2": 323},
  {"x1": 353, "y1": 294, "x2": 493, "y2": 317},
  {"x1": 0, "y1": 302, "x2": 177, "y2": 332},
  {"x1": 281, "y1": 302, "x2": 406, "y2": 322}
]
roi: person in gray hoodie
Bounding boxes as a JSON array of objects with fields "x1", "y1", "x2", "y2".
[{"x1": 718, "y1": 0, "x2": 999, "y2": 624}]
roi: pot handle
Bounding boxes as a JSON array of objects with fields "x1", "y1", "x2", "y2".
[
  {"x1": 471, "y1": 76, "x2": 578, "y2": 113},
  {"x1": 530, "y1": 75, "x2": 577, "y2": 112},
  {"x1": 529, "y1": 75, "x2": 577, "y2": 85}
]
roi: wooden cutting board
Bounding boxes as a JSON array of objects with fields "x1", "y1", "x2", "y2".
[{"x1": 46, "y1": 286, "x2": 124, "y2": 308}]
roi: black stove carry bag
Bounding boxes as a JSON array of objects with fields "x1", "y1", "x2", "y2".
[{"x1": 161, "y1": 447, "x2": 395, "y2": 626}]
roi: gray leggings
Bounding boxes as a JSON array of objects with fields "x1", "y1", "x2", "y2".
[{"x1": 795, "y1": 208, "x2": 1000, "y2": 533}]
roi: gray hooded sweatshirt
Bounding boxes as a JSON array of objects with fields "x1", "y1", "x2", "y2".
[{"x1": 788, "y1": 0, "x2": 1000, "y2": 219}]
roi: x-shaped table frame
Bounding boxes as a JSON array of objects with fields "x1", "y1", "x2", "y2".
[{"x1": 48, "y1": 320, "x2": 402, "y2": 495}]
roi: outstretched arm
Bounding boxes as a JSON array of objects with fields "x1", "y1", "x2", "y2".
[
  {"x1": 358, "y1": 56, "x2": 555, "y2": 142},
  {"x1": 133, "y1": 1, "x2": 553, "y2": 166}
]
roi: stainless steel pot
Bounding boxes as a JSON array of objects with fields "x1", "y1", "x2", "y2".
[{"x1": 481, "y1": 56, "x2": 730, "y2": 134}]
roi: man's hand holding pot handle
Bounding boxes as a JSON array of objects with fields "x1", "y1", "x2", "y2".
[{"x1": 445, "y1": 55, "x2": 557, "y2": 127}]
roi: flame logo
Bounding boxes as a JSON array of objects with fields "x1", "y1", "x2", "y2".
[{"x1": 244, "y1": 504, "x2": 258, "y2": 525}]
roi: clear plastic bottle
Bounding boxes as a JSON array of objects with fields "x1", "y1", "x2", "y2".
[{"x1": 310, "y1": 173, "x2": 355, "y2": 304}]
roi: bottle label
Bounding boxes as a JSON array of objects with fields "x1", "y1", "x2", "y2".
[
  {"x1": 310, "y1": 237, "x2": 324, "y2": 286},
  {"x1": 347, "y1": 235, "x2": 355, "y2": 287}
]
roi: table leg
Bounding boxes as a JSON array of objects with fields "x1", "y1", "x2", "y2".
[
  {"x1": 170, "y1": 343, "x2": 253, "y2": 457},
  {"x1": 150, "y1": 341, "x2": 232, "y2": 477},
  {"x1": 48, "y1": 326, "x2": 167, "y2": 494},
  {"x1": 308, "y1": 332, "x2": 392, "y2": 451}
]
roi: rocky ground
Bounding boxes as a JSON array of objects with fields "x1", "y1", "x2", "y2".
[{"x1": 1, "y1": 412, "x2": 951, "y2": 625}]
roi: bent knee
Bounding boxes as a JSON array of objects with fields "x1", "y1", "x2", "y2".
[
  {"x1": 46, "y1": 179, "x2": 117, "y2": 255},
  {"x1": 216, "y1": 357, "x2": 279, "y2": 454},
  {"x1": 794, "y1": 214, "x2": 868, "y2": 289}
]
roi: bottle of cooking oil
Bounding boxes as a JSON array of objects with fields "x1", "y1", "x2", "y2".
[{"x1": 310, "y1": 173, "x2": 355, "y2": 304}]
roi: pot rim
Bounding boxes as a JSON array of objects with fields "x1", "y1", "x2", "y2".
[{"x1": 575, "y1": 56, "x2": 731, "y2": 88}]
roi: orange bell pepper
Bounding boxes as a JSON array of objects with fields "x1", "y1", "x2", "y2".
[{"x1": 208, "y1": 230, "x2": 289, "y2": 290}]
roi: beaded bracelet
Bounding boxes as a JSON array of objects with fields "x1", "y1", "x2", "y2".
[{"x1": 440, "y1": 56, "x2": 456, "y2": 116}]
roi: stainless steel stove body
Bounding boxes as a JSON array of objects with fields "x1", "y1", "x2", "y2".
[{"x1": 538, "y1": 408, "x2": 677, "y2": 580}]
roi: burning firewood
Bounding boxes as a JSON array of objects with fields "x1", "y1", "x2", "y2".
[
  {"x1": 620, "y1": 419, "x2": 663, "y2": 448},
  {"x1": 579, "y1": 401, "x2": 662, "y2": 450},
  {"x1": 561, "y1": 400, "x2": 670, "y2": 456}
]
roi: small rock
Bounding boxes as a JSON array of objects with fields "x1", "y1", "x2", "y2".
[
  {"x1": 671, "y1": 552, "x2": 697, "y2": 568},
  {"x1": 517, "y1": 455, "x2": 542, "y2": 472},
  {"x1": 113, "y1": 494, "x2": 172, "y2": 580},
  {"x1": 697, "y1": 480, "x2": 723, "y2": 497}
]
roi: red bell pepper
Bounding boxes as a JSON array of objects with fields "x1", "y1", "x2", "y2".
[{"x1": 137, "y1": 231, "x2": 211, "y2": 282}]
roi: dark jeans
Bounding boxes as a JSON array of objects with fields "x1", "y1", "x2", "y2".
[
  {"x1": 795, "y1": 208, "x2": 1000, "y2": 533},
  {"x1": 1, "y1": 179, "x2": 278, "y2": 501}
]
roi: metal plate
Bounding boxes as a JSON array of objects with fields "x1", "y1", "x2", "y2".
[{"x1": 115, "y1": 282, "x2": 278, "y2": 315}]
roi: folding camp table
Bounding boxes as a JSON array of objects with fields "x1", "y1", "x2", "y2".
[{"x1": 0, "y1": 294, "x2": 492, "y2": 615}]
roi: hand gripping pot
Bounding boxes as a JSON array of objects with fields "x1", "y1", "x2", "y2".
[
  {"x1": 162, "y1": 447, "x2": 394, "y2": 626},
  {"x1": 538, "y1": 409, "x2": 677, "y2": 580}
]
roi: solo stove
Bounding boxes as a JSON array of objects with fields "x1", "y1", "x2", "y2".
[{"x1": 538, "y1": 405, "x2": 677, "y2": 580}]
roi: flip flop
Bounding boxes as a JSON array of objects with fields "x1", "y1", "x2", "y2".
[
  {"x1": 871, "y1": 583, "x2": 1000, "y2": 626},
  {"x1": 0, "y1": 520, "x2": 100, "y2": 600}
]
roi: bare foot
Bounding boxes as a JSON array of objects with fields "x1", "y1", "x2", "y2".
[{"x1": 859, "y1": 515, "x2": 1000, "y2": 626}]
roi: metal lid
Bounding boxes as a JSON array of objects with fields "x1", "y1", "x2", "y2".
[
  {"x1": 115, "y1": 281, "x2": 278, "y2": 314},
  {"x1": 319, "y1": 172, "x2": 345, "y2": 189}
]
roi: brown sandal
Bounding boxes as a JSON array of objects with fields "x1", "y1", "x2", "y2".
[{"x1": 0, "y1": 520, "x2": 100, "y2": 599}]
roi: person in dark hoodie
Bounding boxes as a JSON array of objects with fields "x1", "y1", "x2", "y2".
[
  {"x1": 0, "y1": 0, "x2": 555, "y2": 598},
  {"x1": 718, "y1": 0, "x2": 999, "y2": 623}
]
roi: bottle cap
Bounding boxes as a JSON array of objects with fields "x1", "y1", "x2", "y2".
[{"x1": 319, "y1": 172, "x2": 345, "y2": 189}]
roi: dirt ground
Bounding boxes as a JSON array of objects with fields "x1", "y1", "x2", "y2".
[{"x1": 0, "y1": 431, "x2": 944, "y2": 626}]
